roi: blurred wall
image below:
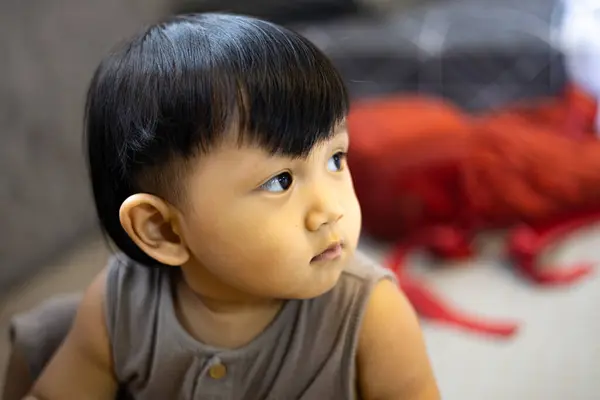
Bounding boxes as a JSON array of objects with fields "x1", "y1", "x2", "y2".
[{"x1": 0, "y1": 0, "x2": 170, "y2": 291}]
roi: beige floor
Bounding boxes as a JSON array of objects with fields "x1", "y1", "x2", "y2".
[{"x1": 2, "y1": 229, "x2": 600, "y2": 399}]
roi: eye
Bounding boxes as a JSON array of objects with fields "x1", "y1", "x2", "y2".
[
  {"x1": 327, "y1": 151, "x2": 347, "y2": 172},
  {"x1": 260, "y1": 172, "x2": 293, "y2": 193}
]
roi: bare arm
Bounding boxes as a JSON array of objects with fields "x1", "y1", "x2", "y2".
[
  {"x1": 27, "y1": 269, "x2": 118, "y2": 400},
  {"x1": 357, "y1": 279, "x2": 440, "y2": 400}
]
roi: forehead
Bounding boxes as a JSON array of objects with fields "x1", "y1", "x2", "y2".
[{"x1": 189, "y1": 129, "x2": 348, "y2": 180}]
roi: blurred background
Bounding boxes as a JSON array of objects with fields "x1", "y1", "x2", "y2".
[{"x1": 1, "y1": 0, "x2": 599, "y2": 398}]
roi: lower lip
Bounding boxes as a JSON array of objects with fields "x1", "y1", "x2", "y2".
[{"x1": 311, "y1": 244, "x2": 343, "y2": 263}]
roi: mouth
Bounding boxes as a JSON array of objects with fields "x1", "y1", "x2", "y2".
[{"x1": 311, "y1": 241, "x2": 344, "y2": 263}]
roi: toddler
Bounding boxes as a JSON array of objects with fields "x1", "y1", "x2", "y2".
[{"x1": 11, "y1": 12, "x2": 439, "y2": 400}]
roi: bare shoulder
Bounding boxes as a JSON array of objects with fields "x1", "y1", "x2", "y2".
[
  {"x1": 357, "y1": 279, "x2": 440, "y2": 400},
  {"x1": 29, "y1": 268, "x2": 118, "y2": 399},
  {"x1": 65, "y1": 267, "x2": 112, "y2": 363}
]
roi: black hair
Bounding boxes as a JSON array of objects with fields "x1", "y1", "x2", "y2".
[{"x1": 84, "y1": 13, "x2": 349, "y2": 267}]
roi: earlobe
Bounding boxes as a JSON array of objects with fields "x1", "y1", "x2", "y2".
[{"x1": 119, "y1": 194, "x2": 190, "y2": 266}]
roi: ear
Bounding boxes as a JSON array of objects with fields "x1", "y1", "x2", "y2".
[{"x1": 119, "y1": 193, "x2": 190, "y2": 266}]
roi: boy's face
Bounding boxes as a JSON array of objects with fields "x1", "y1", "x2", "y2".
[{"x1": 177, "y1": 127, "x2": 362, "y2": 300}]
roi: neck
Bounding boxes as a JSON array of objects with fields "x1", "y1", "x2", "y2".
[
  {"x1": 185, "y1": 286, "x2": 283, "y2": 315},
  {"x1": 175, "y1": 265, "x2": 283, "y2": 315},
  {"x1": 173, "y1": 273, "x2": 285, "y2": 348}
]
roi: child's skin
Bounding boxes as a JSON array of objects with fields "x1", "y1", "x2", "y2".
[{"x1": 5, "y1": 13, "x2": 440, "y2": 400}]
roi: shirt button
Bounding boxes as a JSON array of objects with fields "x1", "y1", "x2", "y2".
[{"x1": 208, "y1": 363, "x2": 227, "y2": 380}]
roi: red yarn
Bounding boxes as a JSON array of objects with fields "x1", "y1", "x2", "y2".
[{"x1": 348, "y1": 85, "x2": 600, "y2": 338}]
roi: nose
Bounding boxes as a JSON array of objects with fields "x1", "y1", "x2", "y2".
[{"x1": 305, "y1": 186, "x2": 344, "y2": 232}]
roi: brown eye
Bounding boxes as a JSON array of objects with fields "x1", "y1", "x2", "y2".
[
  {"x1": 327, "y1": 151, "x2": 347, "y2": 172},
  {"x1": 260, "y1": 172, "x2": 293, "y2": 192}
]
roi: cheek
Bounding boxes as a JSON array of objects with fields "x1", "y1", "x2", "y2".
[
  {"x1": 183, "y1": 204, "x2": 308, "y2": 288},
  {"x1": 340, "y1": 174, "x2": 362, "y2": 224},
  {"x1": 343, "y1": 187, "x2": 362, "y2": 245}
]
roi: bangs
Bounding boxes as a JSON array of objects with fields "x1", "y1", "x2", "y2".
[{"x1": 157, "y1": 13, "x2": 350, "y2": 159}]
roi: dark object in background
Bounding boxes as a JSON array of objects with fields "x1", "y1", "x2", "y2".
[
  {"x1": 293, "y1": 0, "x2": 567, "y2": 113},
  {"x1": 175, "y1": 0, "x2": 363, "y2": 25}
]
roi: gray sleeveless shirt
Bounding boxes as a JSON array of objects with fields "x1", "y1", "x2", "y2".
[
  {"x1": 9, "y1": 250, "x2": 395, "y2": 399},
  {"x1": 106, "y1": 250, "x2": 394, "y2": 400}
]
